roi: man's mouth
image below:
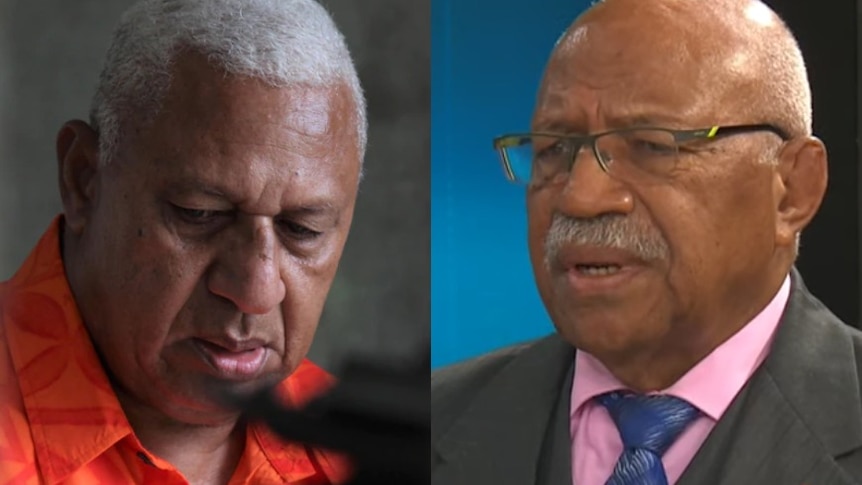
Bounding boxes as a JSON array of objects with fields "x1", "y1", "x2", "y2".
[
  {"x1": 192, "y1": 338, "x2": 269, "y2": 380},
  {"x1": 555, "y1": 245, "x2": 641, "y2": 273},
  {"x1": 551, "y1": 245, "x2": 649, "y2": 295},
  {"x1": 574, "y1": 263, "x2": 623, "y2": 276}
]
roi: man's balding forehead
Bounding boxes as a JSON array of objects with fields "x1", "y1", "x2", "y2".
[
  {"x1": 564, "y1": 0, "x2": 787, "y2": 46},
  {"x1": 545, "y1": 0, "x2": 812, "y2": 138},
  {"x1": 576, "y1": 0, "x2": 781, "y2": 22}
]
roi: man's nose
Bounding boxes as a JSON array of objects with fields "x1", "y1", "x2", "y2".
[
  {"x1": 207, "y1": 221, "x2": 286, "y2": 315},
  {"x1": 555, "y1": 145, "x2": 634, "y2": 219}
]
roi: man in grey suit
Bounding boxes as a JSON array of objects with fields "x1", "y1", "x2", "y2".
[{"x1": 431, "y1": 0, "x2": 862, "y2": 483}]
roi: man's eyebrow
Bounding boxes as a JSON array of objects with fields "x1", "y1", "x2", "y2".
[
  {"x1": 279, "y1": 203, "x2": 338, "y2": 217},
  {"x1": 605, "y1": 113, "x2": 687, "y2": 129},
  {"x1": 616, "y1": 115, "x2": 657, "y2": 126},
  {"x1": 531, "y1": 119, "x2": 585, "y2": 134},
  {"x1": 278, "y1": 203, "x2": 342, "y2": 227},
  {"x1": 165, "y1": 178, "x2": 341, "y2": 217},
  {"x1": 165, "y1": 179, "x2": 231, "y2": 199},
  {"x1": 532, "y1": 114, "x2": 685, "y2": 134}
]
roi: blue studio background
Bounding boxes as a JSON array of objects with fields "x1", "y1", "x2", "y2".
[{"x1": 431, "y1": 0, "x2": 591, "y2": 369}]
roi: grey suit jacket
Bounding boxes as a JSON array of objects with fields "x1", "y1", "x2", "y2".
[{"x1": 431, "y1": 271, "x2": 862, "y2": 484}]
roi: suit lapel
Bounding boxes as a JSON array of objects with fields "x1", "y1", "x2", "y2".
[
  {"x1": 535, "y1": 362, "x2": 575, "y2": 485},
  {"x1": 678, "y1": 270, "x2": 862, "y2": 485},
  {"x1": 432, "y1": 335, "x2": 574, "y2": 485}
]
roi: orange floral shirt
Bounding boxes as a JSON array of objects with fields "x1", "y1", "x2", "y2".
[{"x1": 0, "y1": 218, "x2": 352, "y2": 484}]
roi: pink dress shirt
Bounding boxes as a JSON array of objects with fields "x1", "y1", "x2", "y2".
[{"x1": 570, "y1": 274, "x2": 791, "y2": 485}]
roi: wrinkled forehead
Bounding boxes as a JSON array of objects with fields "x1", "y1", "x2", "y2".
[
  {"x1": 534, "y1": 11, "x2": 740, "y2": 129},
  {"x1": 117, "y1": 54, "x2": 362, "y2": 195},
  {"x1": 165, "y1": 53, "x2": 354, "y2": 133}
]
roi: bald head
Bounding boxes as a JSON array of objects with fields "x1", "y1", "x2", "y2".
[{"x1": 542, "y1": 0, "x2": 811, "y2": 138}]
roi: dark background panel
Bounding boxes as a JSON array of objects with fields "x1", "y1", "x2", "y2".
[{"x1": 0, "y1": 0, "x2": 430, "y2": 371}]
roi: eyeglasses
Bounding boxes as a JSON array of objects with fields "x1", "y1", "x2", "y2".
[{"x1": 492, "y1": 124, "x2": 789, "y2": 186}]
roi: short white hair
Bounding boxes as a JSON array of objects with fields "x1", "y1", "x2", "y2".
[{"x1": 89, "y1": 0, "x2": 367, "y2": 166}]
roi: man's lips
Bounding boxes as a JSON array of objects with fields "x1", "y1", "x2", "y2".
[
  {"x1": 197, "y1": 337, "x2": 268, "y2": 353},
  {"x1": 551, "y1": 245, "x2": 648, "y2": 295},
  {"x1": 554, "y1": 245, "x2": 645, "y2": 271},
  {"x1": 192, "y1": 338, "x2": 269, "y2": 380}
]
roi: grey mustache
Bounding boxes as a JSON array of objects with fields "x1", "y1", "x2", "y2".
[{"x1": 543, "y1": 213, "x2": 669, "y2": 270}]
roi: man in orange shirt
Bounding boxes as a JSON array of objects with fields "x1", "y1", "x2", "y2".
[{"x1": 0, "y1": 0, "x2": 366, "y2": 483}]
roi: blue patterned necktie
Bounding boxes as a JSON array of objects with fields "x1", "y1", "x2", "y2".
[{"x1": 596, "y1": 391, "x2": 700, "y2": 485}]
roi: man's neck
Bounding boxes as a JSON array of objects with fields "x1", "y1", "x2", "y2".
[
  {"x1": 117, "y1": 392, "x2": 246, "y2": 485},
  {"x1": 599, "y1": 263, "x2": 792, "y2": 392}
]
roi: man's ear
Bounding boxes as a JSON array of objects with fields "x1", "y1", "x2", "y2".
[
  {"x1": 57, "y1": 120, "x2": 101, "y2": 235},
  {"x1": 773, "y1": 136, "x2": 828, "y2": 248}
]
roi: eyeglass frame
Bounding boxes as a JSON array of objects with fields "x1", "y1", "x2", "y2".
[{"x1": 491, "y1": 124, "x2": 790, "y2": 184}]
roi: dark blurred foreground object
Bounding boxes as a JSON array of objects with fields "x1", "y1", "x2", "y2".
[{"x1": 237, "y1": 349, "x2": 429, "y2": 484}]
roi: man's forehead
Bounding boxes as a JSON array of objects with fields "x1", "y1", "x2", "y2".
[
  {"x1": 282, "y1": 90, "x2": 335, "y2": 138},
  {"x1": 569, "y1": 0, "x2": 779, "y2": 28},
  {"x1": 534, "y1": 1, "x2": 774, "y2": 129},
  {"x1": 534, "y1": 49, "x2": 712, "y2": 130},
  {"x1": 114, "y1": 53, "x2": 361, "y2": 208},
  {"x1": 553, "y1": 11, "x2": 700, "y2": 72},
  {"x1": 165, "y1": 55, "x2": 344, "y2": 131},
  {"x1": 555, "y1": 0, "x2": 783, "y2": 64}
]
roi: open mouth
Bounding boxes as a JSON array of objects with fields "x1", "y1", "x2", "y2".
[{"x1": 574, "y1": 263, "x2": 623, "y2": 276}]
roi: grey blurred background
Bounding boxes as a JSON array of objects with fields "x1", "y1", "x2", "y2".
[{"x1": 0, "y1": 0, "x2": 430, "y2": 372}]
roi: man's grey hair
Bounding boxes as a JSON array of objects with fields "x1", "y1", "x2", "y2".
[{"x1": 89, "y1": 0, "x2": 367, "y2": 166}]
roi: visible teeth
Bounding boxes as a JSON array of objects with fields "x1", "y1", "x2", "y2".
[{"x1": 577, "y1": 264, "x2": 621, "y2": 276}]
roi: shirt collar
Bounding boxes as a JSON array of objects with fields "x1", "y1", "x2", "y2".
[
  {"x1": 571, "y1": 274, "x2": 791, "y2": 420},
  {"x1": 3, "y1": 216, "x2": 133, "y2": 483},
  {"x1": 251, "y1": 361, "x2": 353, "y2": 483},
  {"x1": 4, "y1": 216, "x2": 349, "y2": 483}
]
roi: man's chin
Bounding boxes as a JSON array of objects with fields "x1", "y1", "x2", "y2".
[
  {"x1": 552, "y1": 308, "x2": 647, "y2": 352},
  {"x1": 200, "y1": 370, "x2": 286, "y2": 405},
  {"x1": 148, "y1": 372, "x2": 288, "y2": 425}
]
